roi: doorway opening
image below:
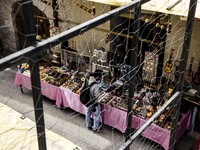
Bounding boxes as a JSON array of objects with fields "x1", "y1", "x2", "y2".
[{"x1": 12, "y1": 1, "x2": 50, "y2": 50}]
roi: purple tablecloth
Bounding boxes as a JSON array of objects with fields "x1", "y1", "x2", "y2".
[{"x1": 14, "y1": 72, "x2": 62, "y2": 107}]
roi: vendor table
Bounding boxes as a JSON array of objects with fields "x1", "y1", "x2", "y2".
[
  {"x1": 102, "y1": 104, "x2": 191, "y2": 150},
  {"x1": 14, "y1": 72, "x2": 191, "y2": 150},
  {"x1": 60, "y1": 87, "x2": 191, "y2": 150},
  {"x1": 60, "y1": 87, "x2": 86, "y2": 115},
  {"x1": 14, "y1": 72, "x2": 63, "y2": 107}
]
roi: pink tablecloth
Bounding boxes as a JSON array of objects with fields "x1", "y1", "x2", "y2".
[
  {"x1": 14, "y1": 72, "x2": 62, "y2": 107},
  {"x1": 103, "y1": 104, "x2": 191, "y2": 150},
  {"x1": 60, "y1": 88, "x2": 130, "y2": 132},
  {"x1": 60, "y1": 87, "x2": 191, "y2": 150},
  {"x1": 60, "y1": 87, "x2": 86, "y2": 115},
  {"x1": 101, "y1": 104, "x2": 140, "y2": 133},
  {"x1": 102, "y1": 103, "x2": 170, "y2": 146},
  {"x1": 149, "y1": 111, "x2": 190, "y2": 150}
]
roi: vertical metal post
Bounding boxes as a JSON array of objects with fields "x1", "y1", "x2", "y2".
[
  {"x1": 29, "y1": 60, "x2": 47, "y2": 150},
  {"x1": 156, "y1": 29, "x2": 167, "y2": 82},
  {"x1": 52, "y1": 0, "x2": 59, "y2": 27},
  {"x1": 21, "y1": 0, "x2": 47, "y2": 150},
  {"x1": 169, "y1": 0, "x2": 197, "y2": 149},
  {"x1": 125, "y1": 4, "x2": 141, "y2": 149}
]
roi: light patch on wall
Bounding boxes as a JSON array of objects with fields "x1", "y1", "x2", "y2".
[
  {"x1": 88, "y1": 0, "x2": 200, "y2": 19},
  {"x1": 3, "y1": 20, "x2": 12, "y2": 27},
  {"x1": 180, "y1": 16, "x2": 187, "y2": 21}
]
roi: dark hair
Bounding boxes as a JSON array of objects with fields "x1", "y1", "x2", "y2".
[{"x1": 92, "y1": 69, "x2": 103, "y2": 78}]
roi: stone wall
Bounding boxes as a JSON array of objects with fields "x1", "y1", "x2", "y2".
[
  {"x1": 0, "y1": 0, "x2": 110, "y2": 55},
  {"x1": 0, "y1": 0, "x2": 53, "y2": 52},
  {"x1": 0, "y1": 0, "x2": 199, "y2": 73},
  {"x1": 0, "y1": 0, "x2": 19, "y2": 52},
  {"x1": 58, "y1": 0, "x2": 111, "y2": 56}
]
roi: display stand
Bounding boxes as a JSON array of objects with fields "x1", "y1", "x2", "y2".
[
  {"x1": 142, "y1": 51, "x2": 159, "y2": 85},
  {"x1": 49, "y1": 27, "x2": 61, "y2": 66},
  {"x1": 50, "y1": 46, "x2": 61, "y2": 66},
  {"x1": 61, "y1": 48, "x2": 91, "y2": 72}
]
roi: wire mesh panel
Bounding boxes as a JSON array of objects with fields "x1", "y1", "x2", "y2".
[{"x1": 0, "y1": 0, "x2": 200, "y2": 150}]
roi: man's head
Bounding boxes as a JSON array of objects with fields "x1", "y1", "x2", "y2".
[{"x1": 92, "y1": 69, "x2": 103, "y2": 81}]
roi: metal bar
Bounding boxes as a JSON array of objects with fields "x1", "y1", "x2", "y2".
[
  {"x1": 125, "y1": 5, "x2": 141, "y2": 150},
  {"x1": 34, "y1": 15, "x2": 55, "y2": 20},
  {"x1": 21, "y1": 0, "x2": 47, "y2": 150},
  {"x1": 0, "y1": 0, "x2": 150, "y2": 71},
  {"x1": 166, "y1": 0, "x2": 182, "y2": 10},
  {"x1": 119, "y1": 92, "x2": 181, "y2": 150},
  {"x1": 29, "y1": 60, "x2": 47, "y2": 150},
  {"x1": 52, "y1": 0, "x2": 59, "y2": 27},
  {"x1": 169, "y1": 0, "x2": 198, "y2": 149},
  {"x1": 156, "y1": 29, "x2": 167, "y2": 82}
]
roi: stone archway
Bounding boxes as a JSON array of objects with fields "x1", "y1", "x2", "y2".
[{"x1": 12, "y1": 1, "x2": 50, "y2": 50}]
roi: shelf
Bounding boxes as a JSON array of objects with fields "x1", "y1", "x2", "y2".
[
  {"x1": 51, "y1": 48, "x2": 61, "y2": 54},
  {"x1": 52, "y1": 54, "x2": 60, "y2": 59},
  {"x1": 51, "y1": 60, "x2": 61, "y2": 64},
  {"x1": 182, "y1": 96, "x2": 200, "y2": 107},
  {"x1": 61, "y1": 49, "x2": 91, "y2": 58}
]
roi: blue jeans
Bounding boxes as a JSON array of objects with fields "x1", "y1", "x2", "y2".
[{"x1": 86, "y1": 104, "x2": 101, "y2": 130}]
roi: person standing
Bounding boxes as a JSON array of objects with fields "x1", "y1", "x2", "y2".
[{"x1": 86, "y1": 69, "x2": 103, "y2": 132}]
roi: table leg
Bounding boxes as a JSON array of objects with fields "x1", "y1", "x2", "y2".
[
  {"x1": 100, "y1": 104, "x2": 104, "y2": 125},
  {"x1": 20, "y1": 84, "x2": 24, "y2": 94}
]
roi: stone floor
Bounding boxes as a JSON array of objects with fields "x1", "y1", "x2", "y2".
[{"x1": 0, "y1": 65, "x2": 199, "y2": 150}]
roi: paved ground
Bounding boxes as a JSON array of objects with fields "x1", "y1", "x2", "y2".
[{"x1": 0, "y1": 65, "x2": 199, "y2": 150}]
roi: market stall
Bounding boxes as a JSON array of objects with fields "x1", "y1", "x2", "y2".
[
  {"x1": 13, "y1": 62, "x2": 192, "y2": 150},
  {"x1": 59, "y1": 86, "x2": 191, "y2": 150}
]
